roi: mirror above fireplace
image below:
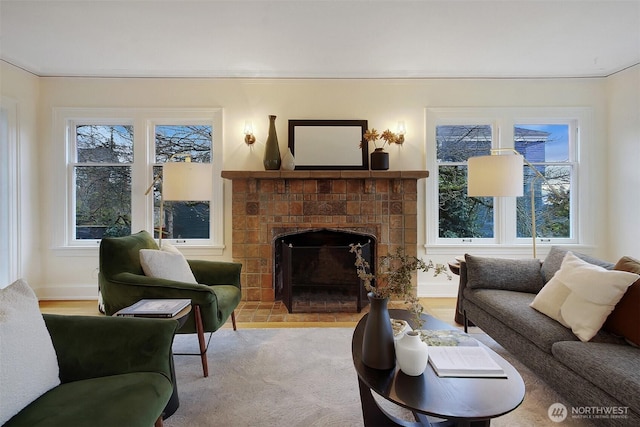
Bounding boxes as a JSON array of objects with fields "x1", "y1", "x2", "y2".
[{"x1": 288, "y1": 119, "x2": 369, "y2": 170}]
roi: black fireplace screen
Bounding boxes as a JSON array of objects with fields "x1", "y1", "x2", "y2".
[{"x1": 275, "y1": 229, "x2": 374, "y2": 313}]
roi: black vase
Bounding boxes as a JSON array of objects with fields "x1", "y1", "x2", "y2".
[
  {"x1": 263, "y1": 115, "x2": 281, "y2": 170},
  {"x1": 361, "y1": 292, "x2": 395, "y2": 370},
  {"x1": 370, "y1": 148, "x2": 389, "y2": 170}
]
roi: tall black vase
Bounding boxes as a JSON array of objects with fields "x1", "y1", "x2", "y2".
[
  {"x1": 361, "y1": 292, "x2": 396, "y2": 370},
  {"x1": 263, "y1": 115, "x2": 281, "y2": 170},
  {"x1": 370, "y1": 148, "x2": 389, "y2": 170}
]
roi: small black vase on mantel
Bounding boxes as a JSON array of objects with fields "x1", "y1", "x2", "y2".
[
  {"x1": 370, "y1": 148, "x2": 389, "y2": 170},
  {"x1": 361, "y1": 292, "x2": 396, "y2": 370},
  {"x1": 263, "y1": 115, "x2": 281, "y2": 170}
]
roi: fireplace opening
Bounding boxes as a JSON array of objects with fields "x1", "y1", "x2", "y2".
[{"x1": 274, "y1": 229, "x2": 375, "y2": 313}]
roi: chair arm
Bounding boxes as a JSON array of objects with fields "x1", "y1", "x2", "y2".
[
  {"x1": 107, "y1": 272, "x2": 218, "y2": 307},
  {"x1": 188, "y1": 260, "x2": 242, "y2": 289},
  {"x1": 43, "y1": 314, "x2": 177, "y2": 384}
]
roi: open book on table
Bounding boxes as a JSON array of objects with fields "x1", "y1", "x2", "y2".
[{"x1": 428, "y1": 346, "x2": 507, "y2": 378}]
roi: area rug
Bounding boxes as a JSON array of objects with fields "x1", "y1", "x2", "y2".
[{"x1": 165, "y1": 328, "x2": 589, "y2": 427}]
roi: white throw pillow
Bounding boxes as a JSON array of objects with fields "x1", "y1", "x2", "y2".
[
  {"x1": 531, "y1": 252, "x2": 639, "y2": 341},
  {"x1": 0, "y1": 279, "x2": 61, "y2": 424},
  {"x1": 140, "y1": 249, "x2": 197, "y2": 284}
]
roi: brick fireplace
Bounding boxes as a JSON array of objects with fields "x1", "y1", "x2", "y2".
[{"x1": 221, "y1": 170, "x2": 429, "y2": 304}]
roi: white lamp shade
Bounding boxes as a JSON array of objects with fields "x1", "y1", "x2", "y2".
[
  {"x1": 162, "y1": 162, "x2": 213, "y2": 201},
  {"x1": 467, "y1": 154, "x2": 524, "y2": 197}
]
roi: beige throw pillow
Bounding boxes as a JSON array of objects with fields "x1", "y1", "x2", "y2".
[
  {"x1": 530, "y1": 252, "x2": 639, "y2": 341},
  {"x1": 140, "y1": 249, "x2": 197, "y2": 284},
  {"x1": 0, "y1": 279, "x2": 61, "y2": 424}
]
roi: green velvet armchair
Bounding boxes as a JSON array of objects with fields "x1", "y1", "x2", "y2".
[
  {"x1": 5, "y1": 314, "x2": 176, "y2": 427},
  {"x1": 98, "y1": 230, "x2": 242, "y2": 376}
]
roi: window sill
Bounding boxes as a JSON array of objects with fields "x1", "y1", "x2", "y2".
[
  {"x1": 52, "y1": 244, "x2": 226, "y2": 257},
  {"x1": 424, "y1": 243, "x2": 596, "y2": 259}
]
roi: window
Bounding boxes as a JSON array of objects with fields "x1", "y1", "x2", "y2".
[
  {"x1": 152, "y1": 124, "x2": 212, "y2": 240},
  {"x1": 427, "y1": 108, "x2": 583, "y2": 253},
  {"x1": 54, "y1": 108, "x2": 224, "y2": 252}
]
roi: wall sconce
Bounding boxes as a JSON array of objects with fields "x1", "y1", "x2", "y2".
[
  {"x1": 244, "y1": 121, "x2": 256, "y2": 145},
  {"x1": 395, "y1": 121, "x2": 406, "y2": 144}
]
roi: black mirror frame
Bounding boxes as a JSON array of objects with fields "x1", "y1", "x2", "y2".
[{"x1": 288, "y1": 119, "x2": 369, "y2": 170}]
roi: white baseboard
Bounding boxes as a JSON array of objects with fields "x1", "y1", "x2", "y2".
[
  {"x1": 35, "y1": 283, "x2": 98, "y2": 300},
  {"x1": 418, "y1": 281, "x2": 459, "y2": 298}
]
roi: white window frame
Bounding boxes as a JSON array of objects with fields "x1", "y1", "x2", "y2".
[
  {"x1": 425, "y1": 107, "x2": 591, "y2": 257},
  {"x1": 53, "y1": 108, "x2": 224, "y2": 255}
]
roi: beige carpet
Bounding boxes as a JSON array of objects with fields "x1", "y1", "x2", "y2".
[{"x1": 164, "y1": 328, "x2": 590, "y2": 427}]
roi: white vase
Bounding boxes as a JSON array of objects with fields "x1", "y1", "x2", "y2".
[
  {"x1": 281, "y1": 147, "x2": 295, "y2": 170},
  {"x1": 395, "y1": 331, "x2": 429, "y2": 376}
]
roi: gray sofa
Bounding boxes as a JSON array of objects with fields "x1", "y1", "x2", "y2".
[{"x1": 459, "y1": 247, "x2": 640, "y2": 426}]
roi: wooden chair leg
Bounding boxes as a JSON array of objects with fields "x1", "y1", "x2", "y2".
[
  {"x1": 194, "y1": 305, "x2": 209, "y2": 377},
  {"x1": 155, "y1": 416, "x2": 164, "y2": 427},
  {"x1": 231, "y1": 310, "x2": 237, "y2": 331}
]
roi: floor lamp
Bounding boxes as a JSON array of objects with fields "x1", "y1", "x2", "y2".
[
  {"x1": 467, "y1": 148, "x2": 551, "y2": 259},
  {"x1": 144, "y1": 160, "x2": 213, "y2": 247}
]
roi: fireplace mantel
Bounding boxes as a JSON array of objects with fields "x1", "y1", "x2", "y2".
[
  {"x1": 222, "y1": 169, "x2": 429, "y2": 303},
  {"x1": 222, "y1": 170, "x2": 428, "y2": 180}
]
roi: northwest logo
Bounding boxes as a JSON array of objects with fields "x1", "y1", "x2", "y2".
[{"x1": 548, "y1": 403, "x2": 568, "y2": 422}]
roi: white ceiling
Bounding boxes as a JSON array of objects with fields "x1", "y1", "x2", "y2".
[{"x1": 1, "y1": 0, "x2": 639, "y2": 79}]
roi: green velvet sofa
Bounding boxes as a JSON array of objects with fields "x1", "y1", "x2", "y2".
[{"x1": 3, "y1": 314, "x2": 177, "y2": 427}]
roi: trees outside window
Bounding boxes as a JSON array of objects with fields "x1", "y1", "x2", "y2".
[
  {"x1": 74, "y1": 124, "x2": 133, "y2": 239},
  {"x1": 152, "y1": 125, "x2": 212, "y2": 240}
]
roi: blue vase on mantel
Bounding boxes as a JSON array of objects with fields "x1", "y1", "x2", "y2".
[
  {"x1": 361, "y1": 292, "x2": 396, "y2": 370},
  {"x1": 263, "y1": 115, "x2": 281, "y2": 170}
]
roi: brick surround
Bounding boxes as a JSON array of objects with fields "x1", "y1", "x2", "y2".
[{"x1": 221, "y1": 170, "x2": 429, "y2": 303}]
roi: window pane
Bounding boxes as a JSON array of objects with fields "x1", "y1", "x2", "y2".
[
  {"x1": 75, "y1": 166, "x2": 131, "y2": 239},
  {"x1": 436, "y1": 125, "x2": 492, "y2": 162},
  {"x1": 438, "y1": 165, "x2": 494, "y2": 238},
  {"x1": 437, "y1": 125, "x2": 494, "y2": 239},
  {"x1": 514, "y1": 124, "x2": 571, "y2": 239},
  {"x1": 153, "y1": 124, "x2": 212, "y2": 240},
  {"x1": 155, "y1": 125, "x2": 212, "y2": 163},
  {"x1": 76, "y1": 125, "x2": 133, "y2": 163},
  {"x1": 517, "y1": 165, "x2": 571, "y2": 238},
  {"x1": 515, "y1": 124, "x2": 569, "y2": 163}
]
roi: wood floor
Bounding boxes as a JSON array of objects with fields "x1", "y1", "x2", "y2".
[{"x1": 39, "y1": 297, "x2": 459, "y2": 328}]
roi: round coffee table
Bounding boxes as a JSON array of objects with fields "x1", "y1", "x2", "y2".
[{"x1": 352, "y1": 309, "x2": 525, "y2": 426}]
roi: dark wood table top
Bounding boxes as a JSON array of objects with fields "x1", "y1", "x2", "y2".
[{"x1": 352, "y1": 309, "x2": 525, "y2": 423}]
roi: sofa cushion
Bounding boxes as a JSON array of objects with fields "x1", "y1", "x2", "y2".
[
  {"x1": 531, "y1": 252, "x2": 638, "y2": 342},
  {"x1": 465, "y1": 254, "x2": 544, "y2": 293},
  {"x1": 140, "y1": 249, "x2": 197, "y2": 284},
  {"x1": 464, "y1": 288, "x2": 579, "y2": 354},
  {"x1": 0, "y1": 279, "x2": 61, "y2": 425},
  {"x1": 541, "y1": 246, "x2": 614, "y2": 283},
  {"x1": 3, "y1": 372, "x2": 172, "y2": 427},
  {"x1": 552, "y1": 341, "x2": 640, "y2": 415},
  {"x1": 605, "y1": 256, "x2": 640, "y2": 346}
]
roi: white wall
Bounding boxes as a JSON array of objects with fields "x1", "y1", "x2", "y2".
[
  {"x1": 3, "y1": 63, "x2": 621, "y2": 298},
  {"x1": 606, "y1": 64, "x2": 640, "y2": 260}
]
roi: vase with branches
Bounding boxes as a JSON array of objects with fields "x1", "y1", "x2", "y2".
[
  {"x1": 349, "y1": 244, "x2": 451, "y2": 330},
  {"x1": 350, "y1": 244, "x2": 450, "y2": 369}
]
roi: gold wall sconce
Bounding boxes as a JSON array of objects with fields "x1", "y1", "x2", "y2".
[
  {"x1": 244, "y1": 121, "x2": 256, "y2": 145},
  {"x1": 395, "y1": 121, "x2": 406, "y2": 144}
]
